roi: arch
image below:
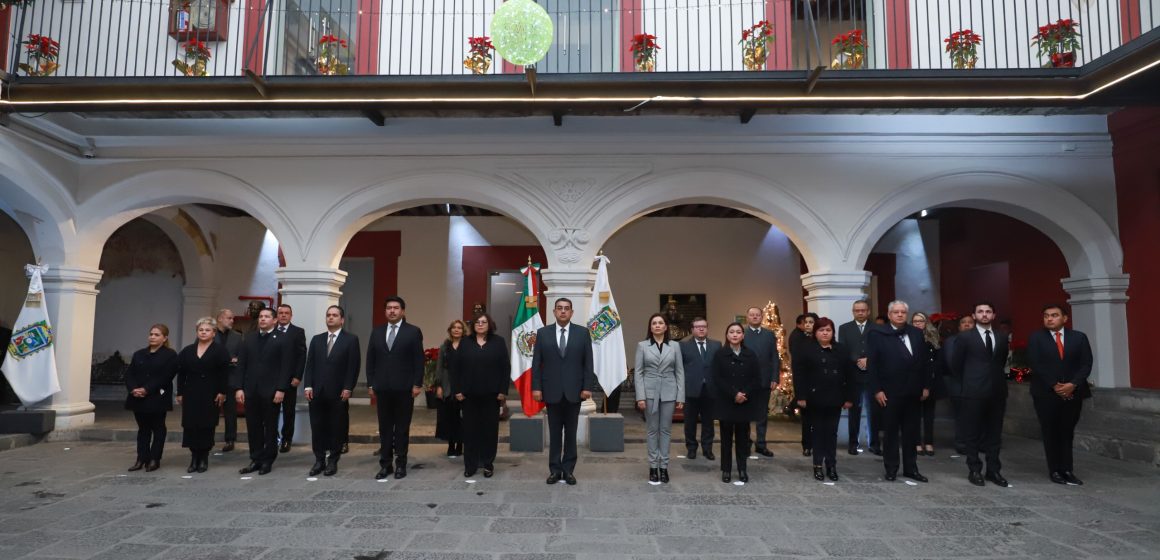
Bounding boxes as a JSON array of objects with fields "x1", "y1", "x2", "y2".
[
  {"x1": 74, "y1": 168, "x2": 300, "y2": 268},
  {"x1": 303, "y1": 170, "x2": 557, "y2": 268},
  {"x1": 846, "y1": 171, "x2": 1123, "y2": 278},
  {"x1": 0, "y1": 137, "x2": 78, "y2": 263},
  {"x1": 139, "y1": 212, "x2": 213, "y2": 288},
  {"x1": 583, "y1": 168, "x2": 842, "y2": 272}
]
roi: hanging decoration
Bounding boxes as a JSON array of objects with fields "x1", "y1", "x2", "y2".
[{"x1": 491, "y1": 0, "x2": 554, "y2": 67}]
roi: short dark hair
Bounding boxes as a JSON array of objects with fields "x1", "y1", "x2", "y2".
[
  {"x1": 814, "y1": 317, "x2": 836, "y2": 332},
  {"x1": 258, "y1": 308, "x2": 275, "y2": 318},
  {"x1": 691, "y1": 316, "x2": 708, "y2": 326},
  {"x1": 794, "y1": 314, "x2": 808, "y2": 325},
  {"x1": 806, "y1": 312, "x2": 819, "y2": 321},
  {"x1": 384, "y1": 296, "x2": 406, "y2": 309},
  {"x1": 327, "y1": 305, "x2": 345, "y2": 318},
  {"x1": 1042, "y1": 303, "x2": 1070, "y2": 316},
  {"x1": 277, "y1": 304, "x2": 293, "y2": 312},
  {"x1": 553, "y1": 297, "x2": 573, "y2": 309},
  {"x1": 644, "y1": 313, "x2": 671, "y2": 343},
  {"x1": 973, "y1": 301, "x2": 995, "y2": 313},
  {"x1": 472, "y1": 312, "x2": 497, "y2": 336}
]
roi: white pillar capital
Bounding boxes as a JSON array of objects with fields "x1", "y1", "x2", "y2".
[
  {"x1": 275, "y1": 266, "x2": 349, "y2": 340},
  {"x1": 1061, "y1": 274, "x2": 1131, "y2": 388},
  {"x1": 40, "y1": 265, "x2": 103, "y2": 295},
  {"x1": 801, "y1": 270, "x2": 871, "y2": 321},
  {"x1": 540, "y1": 269, "x2": 596, "y2": 321},
  {"x1": 180, "y1": 286, "x2": 219, "y2": 345},
  {"x1": 37, "y1": 264, "x2": 104, "y2": 431}
]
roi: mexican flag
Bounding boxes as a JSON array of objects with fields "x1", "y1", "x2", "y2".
[{"x1": 510, "y1": 262, "x2": 545, "y2": 417}]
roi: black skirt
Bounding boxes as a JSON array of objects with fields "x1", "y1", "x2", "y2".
[{"x1": 435, "y1": 397, "x2": 463, "y2": 442}]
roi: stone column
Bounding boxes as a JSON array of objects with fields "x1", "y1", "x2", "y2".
[
  {"x1": 539, "y1": 268, "x2": 599, "y2": 421},
  {"x1": 37, "y1": 265, "x2": 103, "y2": 431},
  {"x1": 180, "y1": 286, "x2": 218, "y2": 346},
  {"x1": 1061, "y1": 275, "x2": 1131, "y2": 388},
  {"x1": 801, "y1": 271, "x2": 872, "y2": 323}
]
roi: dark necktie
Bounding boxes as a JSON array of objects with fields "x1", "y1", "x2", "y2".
[
  {"x1": 698, "y1": 340, "x2": 706, "y2": 362},
  {"x1": 558, "y1": 327, "x2": 567, "y2": 358},
  {"x1": 327, "y1": 333, "x2": 336, "y2": 356},
  {"x1": 985, "y1": 330, "x2": 994, "y2": 355}
]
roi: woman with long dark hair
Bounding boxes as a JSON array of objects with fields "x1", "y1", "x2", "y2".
[
  {"x1": 712, "y1": 322, "x2": 761, "y2": 483},
  {"x1": 793, "y1": 317, "x2": 856, "y2": 481},
  {"x1": 452, "y1": 313, "x2": 510, "y2": 478},
  {"x1": 124, "y1": 324, "x2": 177, "y2": 472},
  {"x1": 633, "y1": 313, "x2": 685, "y2": 484},
  {"x1": 434, "y1": 319, "x2": 467, "y2": 457},
  {"x1": 175, "y1": 317, "x2": 230, "y2": 473}
]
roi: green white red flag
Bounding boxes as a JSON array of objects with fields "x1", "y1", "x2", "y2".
[{"x1": 510, "y1": 261, "x2": 545, "y2": 416}]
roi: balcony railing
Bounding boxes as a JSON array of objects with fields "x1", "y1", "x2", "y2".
[{"x1": 4, "y1": 0, "x2": 1157, "y2": 79}]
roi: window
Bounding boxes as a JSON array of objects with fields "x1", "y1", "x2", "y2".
[
  {"x1": 169, "y1": 0, "x2": 230, "y2": 42},
  {"x1": 279, "y1": 0, "x2": 360, "y2": 75}
]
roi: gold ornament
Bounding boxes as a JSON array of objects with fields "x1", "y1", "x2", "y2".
[
  {"x1": 464, "y1": 51, "x2": 492, "y2": 75},
  {"x1": 742, "y1": 45, "x2": 767, "y2": 71},
  {"x1": 634, "y1": 58, "x2": 655, "y2": 72},
  {"x1": 830, "y1": 51, "x2": 864, "y2": 70},
  {"x1": 952, "y1": 57, "x2": 978, "y2": 69}
]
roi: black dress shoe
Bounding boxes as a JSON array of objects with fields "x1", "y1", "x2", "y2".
[
  {"x1": 738, "y1": 470, "x2": 748, "y2": 483},
  {"x1": 826, "y1": 466, "x2": 839, "y2": 481},
  {"x1": 722, "y1": 471, "x2": 731, "y2": 483},
  {"x1": 187, "y1": 456, "x2": 199, "y2": 474},
  {"x1": 323, "y1": 462, "x2": 337, "y2": 476},
  {"x1": 564, "y1": 472, "x2": 577, "y2": 485},
  {"x1": 145, "y1": 461, "x2": 160, "y2": 472},
  {"x1": 447, "y1": 444, "x2": 458, "y2": 457},
  {"x1": 884, "y1": 471, "x2": 897, "y2": 481},
  {"x1": 1061, "y1": 471, "x2": 1083, "y2": 486},
  {"x1": 340, "y1": 443, "x2": 349, "y2": 454},
  {"x1": 279, "y1": 442, "x2": 291, "y2": 453},
  {"x1": 813, "y1": 466, "x2": 825, "y2": 481},
  {"x1": 546, "y1": 472, "x2": 561, "y2": 484},
  {"x1": 968, "y1": 471, "x2": 985, "y2": 486},
  {"x1": 985, "y1": 471, "x2": 1009, "y2": 487},
  {"x1": 221, "y1": 442, "x2": 235, "y2": 452},
  {"x1": 659, "y1": 468, "x2": 669, "y2": 484},
  {"x1": 483, "y1": 467, "x2": 494, "y2": 478},
  {"x1": 703, "y1": 449, "x2": 715, "y2": 461},
  {"x1": 687, "y1": 448, "x2": 697, "y2": 460},
  {"x1": 755, "y1": 447, "x2": 774, "y2": 457},
  {"x1": 465, "y1": 468, "x2": 478, "y2": 478},
  {"x1": 258, "y1": 464, "x2": 272, "y2": 475},
  {"x1": 848, "y1": 446, "x2": 862, "y2": 455},
  {"x1": 197, "y1": 458, "x2": 208, "y2": 473},
  {"x1": 903, "y1": 470, "x2": 928, "y2": 483},
  {"x1": 394, "y1": 465, "x2": 407, "y2": 479},
  {"x1": 239, "y1": 462, "x2": 260, "y2": 474},
  {"x1": 649, "y1": 468, "x2": 659, "y2": 483},
  {"x1": 309, "y1": 461, "x2": 325, "y2": 477},
  {"x1": 128, "y1": 461, "x2": 145, "y2": 472},
  {"x1": 375, "y1": 467, "x2": 390, "y2": 480},
  {"x1": 1049, "y1": 471, "x2": 1067, "y2": 484},
  {"x1": 803, "y1": 448, "x2": 813, "y2": 457},
  {"x1": 869, "y1": 446, "x2": 883, "y2": 456}
]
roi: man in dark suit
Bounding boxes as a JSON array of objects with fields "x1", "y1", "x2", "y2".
[
  {"x1": 233, "y1": 307, "x2": 294, "y2": 475},
  {"x1": 214, "y1": 308, "x2": 243, "y2": 452},
  {"x1": 837, "y1": 299, "x2": 873, "y2": 455},
  {"x1": 942, "y1": 314, "x2": 976, "y2": 454},
  {"x1": 867, "y1": 300, "x2": 932, "y2": 482},
  {"x1": 789, "y1": 313, "x2": 818, "y2": 456},
  {"x1": 948, "y1": 301, "x2": 1011, "y2": 487},
  {"x1": 532, "y1": 297, "x2": 596, "y2": 485},
  {"x1": 366, "y1": 295, "x2": 424, "y2": 480},
  {"x1": 275, "y1": 304, "x2": 307, "y2": 453},
  {"x1": 679, "y1": 317, "x2": 720, "y2": 460},
  {"x1": 303, "y1": 305, "x2": 361, "y2": 477},
  {"x1": 1026, "y1": 303, "x2": 1092, "y2": 486},
  {"x1": 743, "y1": 306, "x2": 780, "y2": 457}
]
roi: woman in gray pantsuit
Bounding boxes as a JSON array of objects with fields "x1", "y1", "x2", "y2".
[{"x1": 634, "y1": 313, "x2": 685, "y2": 484}]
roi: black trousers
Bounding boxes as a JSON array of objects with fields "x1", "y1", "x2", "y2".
[
  {"x1": 683, "y1": 393, "x2": 715, "y2": 453},
  {"x1": 279, "y1": 387, "x2": 298, "y2": 443},
  {"x1": 752, "y1": 388, "x2": 771, "y2": 448},
  {"x1": 809, "y1": 406, "x2": 841, "y2": 467},
  {"x1": 800, "y1": 403, "x2": 814, "y2": 450},
  {"x1": 847, "y1": 380, "x2": 881, "y2": 448},
  {"x1": 133, "y1": 411, "x2": 167, "y2": 462},
  {"x1": 375, "y1": 390, "x2": 414, "y2": 467},
  {"x1": 880, "y1": 396, "x2": 920, "y2": 474},
  {"x1": 957, "y1": 396, "x2": 1006, "y2": 473},
  {"x1": 462, "y1": 396, "x2": 500, "y2": 471},
  {"x1": 309, "y1": 396, "x2": 344, "y2": 462},
  {"x1": 221, "y1": 396, "x2": 238, "y2": 443},
  {"x1": 546, "y1": 400, "x2": 581, "y2": 475},
  {"x1": 1032, "y1": 393, "x2": 1083, "y2": 474},
  {"x1": 244, "y1": 395, "x2": 280, "y2": 466},
  {"x1": 919, "y1": 396, "x2": 938, "y2": 446},
  {"x1": 719, "y1": 421, "x2": 750, "y2": 474},
  {"x1": 340, "y1": 400, "x2": 350, "y2": 445}
]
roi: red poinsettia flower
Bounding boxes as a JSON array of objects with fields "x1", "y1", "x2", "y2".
[
  {"x1": 24, "y1": 33, "x2": 60, "y2": 60},
  {"x1": 467, "y1": 36, "x2": 495, "y2": 55},
  {"x1": 182, "y1": 38, "x2": 212, "y2": 60},
  {"x1": 319, "y1": 34, "x2": 349, "y2": 49},
  {"x1": 738, "y1": 20, "x2": 774, "y2": 47}
]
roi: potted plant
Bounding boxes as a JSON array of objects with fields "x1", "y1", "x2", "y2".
[
  {"x1": 0, "y1": 0, "x2": 34, "y2": 9},
  {"x1": 1032, "y1": 18, "x2": 1082, "y2": 68},
  {"x1": 629, "y1": 33, "x2": 660, "y2": 72},
  {"x1": 463, "y1": 35, "x2": 495, "y2": 75},
  {"x1": 945, "y1": 29, "x2": 981, "y2": 69},
  {"x1": 315, "y1": 34, "x2": 350, "y2": 75},
  {"x1": 739, "y1": 20, "x2": 774, "y2": 71},
  {"x1": 422, "y1": 347, "x2": 441, "y2": 409},
  {"x1": 18, "y1": 34, "x2": 59, "y2": 77},
  {"x1": 172, "y1": 38, "x2": 211, "y2": 77},
  {"x1": 830, "y1": 29, "x2": 866, "y2": 69}
]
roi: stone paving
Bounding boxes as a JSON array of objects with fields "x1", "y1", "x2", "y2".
[{"x1": 2, "y1": 426, "x2": 1159, "y2": 560}]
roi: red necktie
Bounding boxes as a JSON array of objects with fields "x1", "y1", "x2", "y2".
[{"x1": 1055, "y1": 331, "x2": 1064, "y2": 359}]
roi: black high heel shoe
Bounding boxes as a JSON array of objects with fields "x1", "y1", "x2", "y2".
[
  {"x1": 738, "y1": 470, "x2": 749, "y2": 483},
  {"x1": 187, "y1": 453, "x2": 198, "y2": 474},
  {"x1": 826, "y1": 466, "x2": 839, "y2": 481},
  {"x1": 128, "y1": 461, "x2": 145, "y2": 472},
  {"x1": 722, "y1": 471, "x2": 731, "y2": 483}
]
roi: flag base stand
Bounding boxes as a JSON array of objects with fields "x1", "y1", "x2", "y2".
[
  {"x1": 509, "y1": 415, "x2": 545, "y2": 452},
  {"x1": 588, "y1": 413, "x2": 624, "y2": 452},
  {"x1": 0, "y1": 409, "x2": 56, "y2": 435}
]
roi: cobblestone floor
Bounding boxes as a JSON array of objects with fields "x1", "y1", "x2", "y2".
[{"x1": 1, "y1": 431, "x2": 1157, "y2": 559}]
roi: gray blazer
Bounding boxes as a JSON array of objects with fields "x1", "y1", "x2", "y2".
[
  {"x1": 744, "y1": 327, "x2": 780, "y2": 387},
  {"x1": 633, "y1": 340, "x2": 685, "y2": 403}
]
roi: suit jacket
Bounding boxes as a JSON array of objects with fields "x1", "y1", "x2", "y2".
[
  {"x1": 1027, "y1": 328, "x2": 1093, "y2": 400},
  {"x1": 836, "y1": 320, "x2": 869, "y2": 365},
  {"x1": 679, "y1": 337, "x2": 721, "y2": 399},
  {"x1": 233, "y1": 330, "x2": 295, "y2": 399},
  {"x1": 277, "y1": 323, "x2": 307, "y2": 382},
  {"x1": 948, "y1": 326, "x2": 1010, "y2": 399},
  {"x1": 633, "y1": 339, "x2": 685, "y2": 403},
  {"x1": 215, "y1": 328, "x2": 243, "y2": 359},
  {"x1": 124, "y1": 346, "x2": 178, "y2": 413},
  {"x1": 531, "y1": 322, "x2": 597, "y2": 404},
  {"x1": 743, "y1": 327, "x2": 780, "y2": 388},
  {"x1": 711, "y1": 346, "x2": 762, "y2": 423},
  {"x1": 866, "y1": 323, "x2": 931, "y2": 399},
  {"x1": 303, "y1": 329, "x2": 361, "y2": 400},
  {"x1": 792, "y1": 341, "x2": 856, "y2": 408},
  {"x1": 366, "y1": 321, "x2": 425, "y2": 392}
]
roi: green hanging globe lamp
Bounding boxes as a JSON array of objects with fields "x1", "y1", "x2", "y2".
[{"x1": 491, "y1": 0, "x2": 555, "y2": 66}]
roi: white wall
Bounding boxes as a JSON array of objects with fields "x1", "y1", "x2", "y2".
[
  {"x1": 212, "y1": 217, "x2": 281, "y2": 322},
  {"x1": 92, "y1": 271, "x2": 183, "y2": 360},
  {"x1": 871, "y1": 217, "x2": 941, "y2": 316}
]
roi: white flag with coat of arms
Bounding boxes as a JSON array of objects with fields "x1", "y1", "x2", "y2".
[
  {"x1": 2, "y1": 264, "x2": 62, "y2": 406},
  {"x1": 587, "y1": 255, "x2": 627, "y2": 395}
]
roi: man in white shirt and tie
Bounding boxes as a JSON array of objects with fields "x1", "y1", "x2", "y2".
[
  {"x1": 679, "y1": 317, "x2": 721, "y2": 460},
  {"x1": 274, "y1": 305, "x2": 307, "y2": 453},
  {"x1": 866, "y1": 300, "x2": 932, "y2": 482},
  {"x1": 838, "y1": 300, "x2": 876, "y2": 455},
  {"x1": 948, "y1": 301, "x2": 1010, "y2": 487},
  {"x1": 532, "y1": 298, "x2": 596, "y2": 485},
  {"x1": 366, "y1": 296, "x2": 425, "y2": 480},
  {"x1": 303, "y1": 305, "x2": 361, "y2": 477}
]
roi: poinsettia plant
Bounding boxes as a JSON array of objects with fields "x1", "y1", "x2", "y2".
[
  {"x1": 739, "y1": 20, "x2": 774, "y2": 51},
  {"x1": 422, "y1": 347, "x2": 440, "y2": 389},
  {"x1": 172, "y1": 38, "x2": 211, "y2": 76},
  {"x1": 468, "y1": 35, "x2": 494, "y2": 56},
  {"x1": 0, "y1": 0, "x2": 35, "y2": 9},
  {"x1": 1032, "y1": 19, "x2": 1082, "y2": 67},
  {"x1": 18, "y1": 33, "x2": 59, "y2": 77},
  {"x1": 832, "y1": 29, "x2": 867, "y2": 57},
  {"x1": 630, "y1": 33, "x2": 661, "y2": 65},
  {"x1": 316, "y1": 34, "x2": 350, "y2": 75},
  {"x1": 945, "y1": 29, "x2": 982, "y2": 68}
]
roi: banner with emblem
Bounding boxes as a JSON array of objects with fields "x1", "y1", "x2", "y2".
[
  {"x1": 510, "y1": 261, "x2": 545, "y2": 417},
  {"x1": 2, "y1": 264, "x2": 62, "y2": 406},
  {"x1": 588, "y1": 255, "x2": 627, "y2": 395}
]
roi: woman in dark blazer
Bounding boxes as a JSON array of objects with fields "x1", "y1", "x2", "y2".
[
  {"x1": 452, "y1": 313, "x2": 510, "y2": 478},
  {"x1": 175, "y1": 317, "x2": 230, "y2": 473},
  {"x1": 712, "y1": 322, "x2": 761, "y2": 483},
  {"x1": 912, "y1": 312, "x2": 943, "y2": 456},
  {"x1": 793, "y1": 317, "x2": 856, "y2": 481},
  {"x1": 124, "y1": 324, "x2": 178, "y2": 472},
  {"x1": 434, "y1": 319, "x2": 466, "y2": 458}
]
